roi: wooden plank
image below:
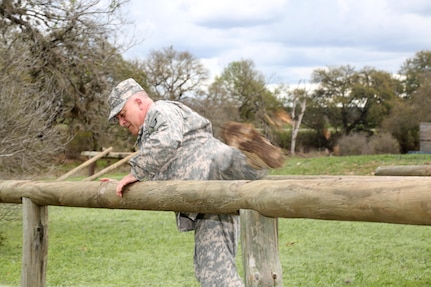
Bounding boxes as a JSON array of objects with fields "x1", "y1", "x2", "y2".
[
  {"x1": 375, "y1": 165, "x2": 431, "y2": 176},
  {"x1": 2, "y1": 176, "x2": 431, "y2": 225},
  {"x1": 57, "y1": 147, "x2": 114, "y2": 181},
  {"x1": 80, "y1": 151, "x2": 133, "y2": 159},
  {"x1": 241, "y1": 210, "x2": 282, "y2": 286},
  {"x1": 21, "y1": 198, "x2": 48, "y2": 287},
  {"x1": 82, "y1": 151, "x2": 139, "y2": 181}
]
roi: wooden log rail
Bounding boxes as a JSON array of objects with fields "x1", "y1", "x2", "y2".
[
  {"x1": 81, "y1": 150, "x2": 134, "y2": 159},
  {"x1": 1, "y1": 176, "x2": 431, "y2": 287},
  {"x1": 375, "y1": 165, "x2": 431, "y2": 176},
  {"x1": 1, "y1": 176, "x2": 431, "y2": 225},
  {"x1": 79, "y1": 149, "x2": 135, "y2": 177},
  {"x1": 57, "y1": 147, "x2": 114, "y2": 181}
]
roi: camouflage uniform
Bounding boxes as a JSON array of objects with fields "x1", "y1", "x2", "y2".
[
  {"x1": 129, "y1": 101, "x2": 265, "y2": 286},
  {"x1": 108, "y1": 79, "x2": 266, "y2": 287}
]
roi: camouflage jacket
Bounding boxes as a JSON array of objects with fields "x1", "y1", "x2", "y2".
[{"x1": 129, "y1": 100, "x2": 264, "y2": 231}]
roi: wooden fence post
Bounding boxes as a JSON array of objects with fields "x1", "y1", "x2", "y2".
[
  {"x1": 240, "y1": 209, "x2": 283, "y2": 287},
  {"x1": 21, "y1": 198, "x2": 48, "y2": 287}
]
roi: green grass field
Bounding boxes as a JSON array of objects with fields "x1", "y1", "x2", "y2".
[{"x1": 1, "y1": 154, "x2": 431, "y2": 286}]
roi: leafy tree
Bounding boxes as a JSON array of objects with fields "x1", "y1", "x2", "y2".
[
  {"x1": 381, "y1": 51, "x2": 431, "y2": 153},
  {"x1": 142, "y1": 46, "x2": 209, "y2": 101},
  {"x1": 310, "y1": 65, "x2": 401, "y2": 136},
  {"x1": 382, "y1": 73, "x2": 431, "y2": 153},
  {"x1": 381, "y1": 100, "x2": 420, "y2": 153},
  {"x1": 399, "y1": 50, "x2": 431, "y2": 96},
  {"x1": 209, "y1": 59, "x2": 282, "y2": 137}
]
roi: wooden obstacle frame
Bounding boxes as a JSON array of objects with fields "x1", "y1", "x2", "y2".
[{"x1": 1, "y1": 151, "x2": 431, "y2": 287}]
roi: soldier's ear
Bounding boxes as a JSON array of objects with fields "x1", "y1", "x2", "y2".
[{"x1": 133, "y1": 97, "x2": 143, "y2": 107}]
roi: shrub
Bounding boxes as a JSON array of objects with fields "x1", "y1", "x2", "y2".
[
  {"x1": 271, "y1": 128, "x2": 292, "y2": 150},
  {"x1": 272, "y1": 128, "x2": 331, "y2": 153},
  {"x1": 367, "y1": 132, "x2": 400, "y2": 154},
  {"x1": 337, "y1": 132, "x2": 400, "y2": 156},
  {"x1": 65, "y1": 130, "x2": 94, "y2": 159},
  {"x1": 337, "y1": 133, "x2": 368, "y2": 156}
]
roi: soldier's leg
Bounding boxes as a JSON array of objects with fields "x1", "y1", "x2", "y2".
[
  {"x1": 210, "y1": 145, "x2": 266, "y2": 181},
  {"x1": 193, "y1": 214, "x2": 244, "y2": 287}
]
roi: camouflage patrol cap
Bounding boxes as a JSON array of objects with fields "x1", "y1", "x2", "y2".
[{"x1": 108, "y1": 78, "x2": 144, "y2": 121}]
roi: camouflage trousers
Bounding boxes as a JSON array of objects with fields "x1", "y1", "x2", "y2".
[{"x1": 193, "y1": 213, "x2": 244, "y2": 287}]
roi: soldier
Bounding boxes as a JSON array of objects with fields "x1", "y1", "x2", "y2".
[{"x1": 102, "y1": 78, "x2": 284, "y2": 287}]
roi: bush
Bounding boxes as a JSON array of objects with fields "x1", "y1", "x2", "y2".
[
  {"x1": 337, "y1": 132, "x2": 400, "y2": 156},
  {"x1": 272, "y1": 128, "x2": 292, "y2": 150},
  {"x1": 65, "y1": 130, "x2": 94, "y2": 159},
  {"x1": 273, "y1": 128, "x2": 331, "y2": 153},
  {"x1": 367, "y1": 132, "x2": 400, "y2": 154},
  {"x1": 337, "y1": 133, "x2": 368, "y2": 156}
]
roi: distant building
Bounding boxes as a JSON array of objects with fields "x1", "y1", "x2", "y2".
[{"x1": 420, "y1": 122, "x2": 431, "y2": 152}]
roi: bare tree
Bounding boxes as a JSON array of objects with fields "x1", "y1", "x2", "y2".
[
  {"x1": 0, "y1": 47, "x2": 68, "y2": 176},
  {"x1": 0, "y1": 0, "x2": 145, "y2": 170},
  {"x1": 190, "y1": 79, "x2": 241, "y2": 138},
  {"x1": 142, "y1": 46, "x2": 209, "y2": 101},
  {"x1": 289, "y1": 87, "x2": 308, "y2": 155}
]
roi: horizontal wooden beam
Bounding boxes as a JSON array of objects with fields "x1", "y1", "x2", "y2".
[
  {"x1": 82, "y1": 151, "x2": 139, "y2": 181},
  {"x1": 1, "y1": 176, "x2": 431, "y2": 225},
  {"x1": 375, "y1": 165, "x2": 431, "y2": 176},
  {"x1": 81, "y1": 151, "x2": 133, "y2": 159},
  {"x1": 58, "y1": 147, "x2": 114, "y2": 180}
]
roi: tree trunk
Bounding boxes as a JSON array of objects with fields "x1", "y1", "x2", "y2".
[{"x1": 290, "y1": 97, "x2": 306, "y2": 156}]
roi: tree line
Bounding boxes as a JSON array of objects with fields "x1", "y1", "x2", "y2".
[{"x1": 1, "y1": 0, "x2": 430, "y2": 176}]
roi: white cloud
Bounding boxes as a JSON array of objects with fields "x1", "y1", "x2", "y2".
[
  {"x1": 122, "y1": 0, "x2": 431, "y2": 85},
  {"x1": 185, "y1": 0, "x2": 287, "y2": 27}
]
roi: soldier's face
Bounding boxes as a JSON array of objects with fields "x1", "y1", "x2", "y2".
[{"x1": 116, "y1": 97, "x2": 143, "y2": 136}]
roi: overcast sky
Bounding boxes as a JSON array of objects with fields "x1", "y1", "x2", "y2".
[{"x1": 121, "y1": 0, "x2": 431, "y2": 85}]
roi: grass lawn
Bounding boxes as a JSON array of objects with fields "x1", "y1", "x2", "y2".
[{"x1": 1, "y1": 154, "x2": 431, "y2": 286}]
